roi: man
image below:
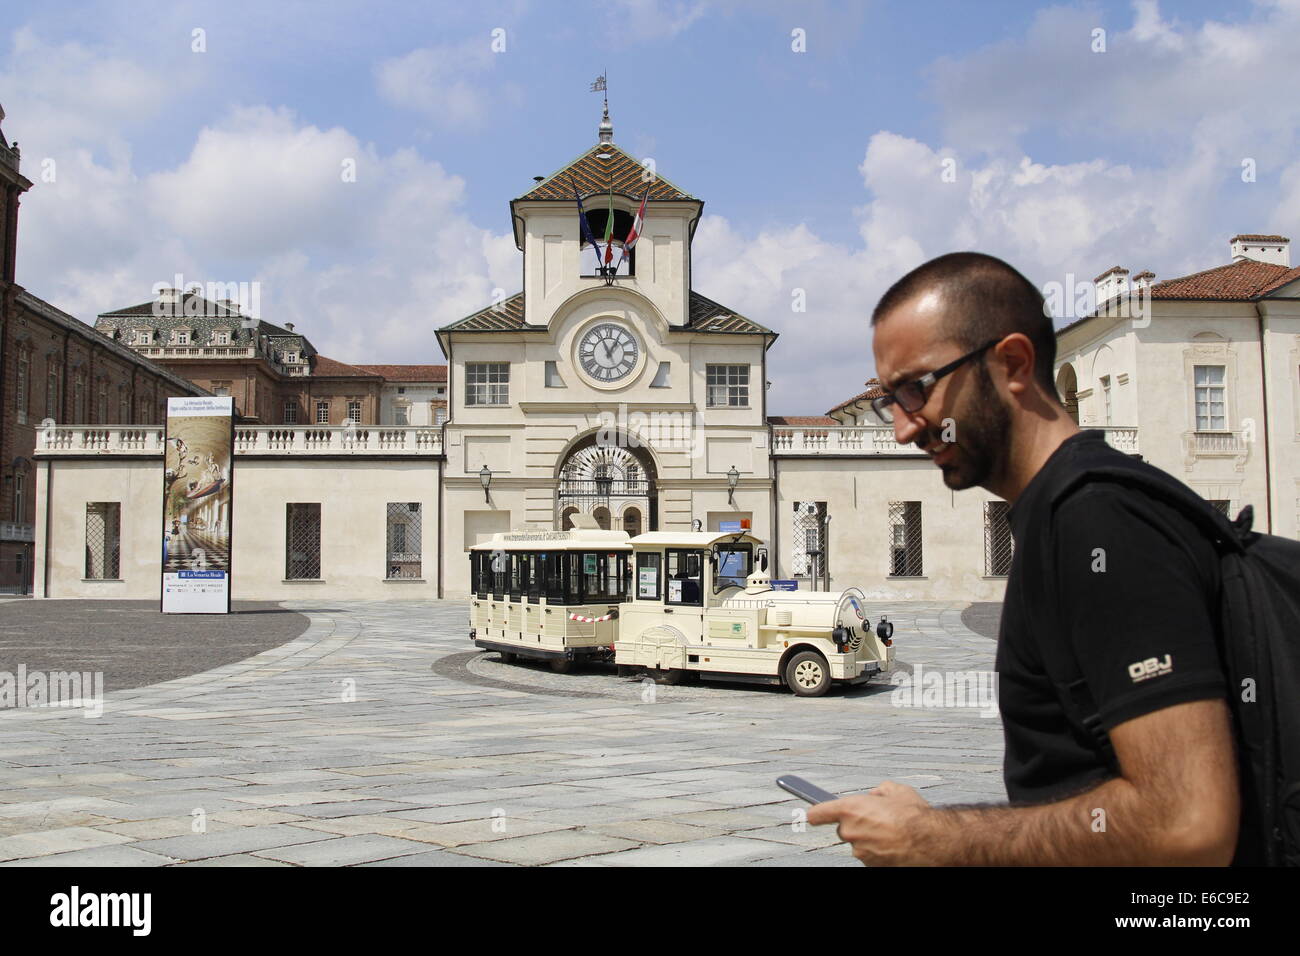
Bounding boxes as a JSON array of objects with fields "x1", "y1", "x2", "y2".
[{"x1": 808, "y1": 252, "x2": 1246, "y2": 865}]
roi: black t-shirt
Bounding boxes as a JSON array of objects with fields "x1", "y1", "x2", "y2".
[{"x1": 997, "y1": 430, "x2": 1229, "y2": 807}]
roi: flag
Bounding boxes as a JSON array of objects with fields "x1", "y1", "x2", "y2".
[
  {"x1": 569, "y1": 175, "x2": 602, "y2": 272},
  {"x1": 624, "y1": 190, "x2": 649, "y2": 251},
  {"x1": 603, "y1": 183, "x2": 616, "y2": 264}
]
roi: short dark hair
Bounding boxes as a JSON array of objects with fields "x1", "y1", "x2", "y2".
[{"x1": 872, "y1": 252, "x2": 1058, "y2": 396}]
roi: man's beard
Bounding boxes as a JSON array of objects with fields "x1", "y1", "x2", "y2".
[{"x1": 924, "y1": 360, "x2": 1011, "y2": 491}]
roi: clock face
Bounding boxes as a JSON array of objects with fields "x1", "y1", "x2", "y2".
[{"x1": 578, "y1": 323, "x2": 640, "y2": 383}]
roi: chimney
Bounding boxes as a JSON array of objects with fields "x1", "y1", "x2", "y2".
[
  {"x1": 1230, "y1": 234, "x2": 1290, "y2": 267},
  {"x1": 157, "y1": 287, "x2": 180, "y2": 304},
  {"x1": 285, "y1": 322, "x2": 295, "y2": 332},
  {"x1": 1094, "y1": 265, "x2": 1130, "y2": 303},
  {"x1": 1132, "y1": 270, "x2": 1155, "y2": 291},
  {"x1": 219, "y1": 298, "x2": 241, "y2": 315}
]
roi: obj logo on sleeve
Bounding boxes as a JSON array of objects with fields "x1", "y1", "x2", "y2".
[{"x1": 1127, "y1": 654, "x2": 1174, "y2": 683}]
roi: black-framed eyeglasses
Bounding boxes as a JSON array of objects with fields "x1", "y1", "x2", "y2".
[{"x1": 869, "y1": 338, "x2": 1001, "y2": 424}]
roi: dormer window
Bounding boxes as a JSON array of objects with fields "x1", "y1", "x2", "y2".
[
  {"x1": 215, "y1": 330, "x2": 230, "y2": 345},
  {"x1": 136, "y1": 330, "x2": 152, "y2": 346},
  {"x1": 174, "y1": 329, "x2": 190, "y2": 345},
  {"x1": 285, "y1": 352, "x2": 298, "y2": 364}
]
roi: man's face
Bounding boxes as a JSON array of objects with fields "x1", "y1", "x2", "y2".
[{"x1": 871, "y1": 291, "x2": 1011, "y2": 491}]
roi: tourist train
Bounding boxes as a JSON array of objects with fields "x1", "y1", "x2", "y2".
[{"x1": 467, "y1": 516, "x2": 895, "y2": 697}]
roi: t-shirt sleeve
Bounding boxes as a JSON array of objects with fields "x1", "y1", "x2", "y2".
[{"x1": 1049, "y1": 484, "x2": 1226, "y2": 731}]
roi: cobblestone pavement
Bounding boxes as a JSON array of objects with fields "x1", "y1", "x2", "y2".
[{"x1": 0, "y1": 600, "x2": 1004, "y2": 867}]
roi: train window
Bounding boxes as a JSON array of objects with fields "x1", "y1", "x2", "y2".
[
  {"x1": 579, "y1": 551, "x2": 601, "y2": 602},
  {"x1": 600, "y1": 553, "x2": 623, "y2": 599},
  {"x1": 472, "y1": 552, "x2": 489, "y2": 599},
  {"x1": 665, "y1": 549, "x2": 704, "y2": 607},
  {"x1": 527, "y1": 553, "x2": 542, "y2": 603},
  {"x1": 490, "y1": 549, "x2": 506, "y2": 600},
  {"x1": 618, "y1": 553, "x2": 631, "y2": 600},
  {"x1": 509, "y1": 553, "x2": 524, "y2": 600},
  {"x1": 636, "y1": 552, "x2": 660, "y2": 600},
  {"x1": 566, "y1": 550, "x2": 581, "y2": 604},
  {"x1": 545, "y1": 552, "x2": 565, "y2": 604},
  {"x1": 714, "y1": 544, "x2": 753, "y2": 592}
]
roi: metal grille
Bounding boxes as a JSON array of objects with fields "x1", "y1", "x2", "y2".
[
  {"x1": 984, "y1": 500, "x2": 1013, "y2": 576},
  {"x1": 1208, "y1": 499, "x2": 1231, "y2": 518},
  {"x1": 85, "y1": 502, "x2": 120, "y2": 579},
  {"x1": 386, "y1": 502, "x2": 422, "y2": 579},
  {"x1": 888, "y1": 501, "x2": 923, "y2": 576},
  {"x1": 791, "y1": 501, "x2": 825, "y2": 577},
  {"x1": 285, "y1": 503, "x2": 321, "y2": 579}
]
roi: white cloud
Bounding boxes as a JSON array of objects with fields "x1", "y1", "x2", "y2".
[{"x1": 375, "y1": 40, "x2": 514, "y2": 129}]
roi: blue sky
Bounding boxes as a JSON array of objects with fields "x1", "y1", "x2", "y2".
[{"x1": 3, "y1": 0, "x2": 1297, "y2": 413}]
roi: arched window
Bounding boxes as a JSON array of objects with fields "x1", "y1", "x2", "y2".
[
  {"x1": 593, "y1": 506, "x2": 611, "y2": 531},
  {"x1": 581, "y1": 207, "x2": 636, "y2": 278},
  {"x1": 561, "y1": 507, "x2": 578, "y2": 531},
  {"x1": 622, "y1": 507, "x2": 642, "y2": 537}
]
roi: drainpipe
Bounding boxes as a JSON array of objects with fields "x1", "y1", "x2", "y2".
[{"x1": 1256, "y1": 302, "x2": 1275, "y2": 532}]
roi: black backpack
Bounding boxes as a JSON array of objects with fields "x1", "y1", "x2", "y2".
[{"x1": 1046, "y1": 454, "x2": 1300, "y2": 866}]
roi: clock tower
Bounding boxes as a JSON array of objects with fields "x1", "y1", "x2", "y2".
[{"x1": 436, "y1": 109, "x2": 778, "y2": 597}]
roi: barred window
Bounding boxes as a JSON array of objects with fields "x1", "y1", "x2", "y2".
[
  {"x1": 46, "y1": 367, "x2": 60, "y2": 420},
  {"x1": 285, "y1": 503, "x2": 322, "y2": 579},
  {"x1": 316, "y1": 400, "x2": 330, "y2": 424},
  {"x1": 434, "y1": 405, "x2": 447, "y2": 426},
  {"x1": 706, "y1": 364, "x2": 749, "y2": 407},
  {"x1": 984, "y1": 501, "x2": 1013, "y2": 576},
  {"x1": 284, "y1": 400, "x2": 298, "y2": 424},
  {"x1": 74, "y1": 377, "x2": 85, "y2": 422},
  {"x1": 386, "y1": 502, "x2": 422, "y2": 579},
  {"x1": 85, "y1": 502, "x2": 121, "y2": 580},
  {"x1": 465, "y1": 362, "x2": 509, "y2": 406},
  {"x1": 15, "y1": 352, "x2": 29, "y2": 416},
  {"x1": 791, "y1": 501, "x2": 825, "y2": 577},
  {"x1": 347, "y1": 400, "x2": 362, "y2": 423},
  {"x1": 97, "y1": 383, "x2": 107, "y2": 423},
  {"x1": 888, "y1": 501, "x2": 923, "y2": 576}
]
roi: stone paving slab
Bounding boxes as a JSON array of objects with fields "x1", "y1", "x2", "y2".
[{"x1": 0, "y1": 599, "x2": 1005, "y2": 866}]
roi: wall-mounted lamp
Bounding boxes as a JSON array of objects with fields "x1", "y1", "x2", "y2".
[
  {"x1": 479, "y1": 464, "x2": 492, "y2": 503},
  {"x1": 726, "y1": 464, "x2": 740, "y2": 507}
]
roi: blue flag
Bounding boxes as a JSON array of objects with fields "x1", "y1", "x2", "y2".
[{"x1": 569, "y1": 175, "x2": 603, "y2": 272}]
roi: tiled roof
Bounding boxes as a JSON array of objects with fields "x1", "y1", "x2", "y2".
[
  {"x1": 517, "y1": 143, "x2": 697, "y2": 202},
  {"x1": 441, "y1": 290, "x2": 773, "y2": 336},
  {"x1": 356, "y1": 364, "x2": 447, "y2": 382},
  {"x1": 1231, "y1": 234, "x2": 1289, "y2": 243},
  {"x1": 1149, "y1": 259, "x2": 1300, "y2": 300},
  {"x1": 827, "y1": 378, "x2": 884, "y2": 415},
  {"x1": 312, "y1": 355, "x2": 382, "y2": 378},
  {"x1": 768, "y1": 415, "x2": 837, "y2": 426},
  {"x1": 96, "y1": 296, "x2": 313, "y2": 351},
  {"x1": 100, "y1": 293, "x2": 243, "y2": 319},
  {"x1": 440, "y1": 292, "x2": 530, "y2": 332}
]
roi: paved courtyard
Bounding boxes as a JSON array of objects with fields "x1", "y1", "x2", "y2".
[{"x1": 0, "y1": 600, "x2": 1005, "y2": 866}]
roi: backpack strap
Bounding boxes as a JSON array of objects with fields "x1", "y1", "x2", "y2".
[{"x1": 1043, "y1": 459, "x2": 1241, "y2": 772}]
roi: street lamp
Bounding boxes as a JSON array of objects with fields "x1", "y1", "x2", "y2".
[
  {"x1": 479, "y1": 464, "x2": 492, "y2": 503},
  {"x1": 726, "y1": 465, "x2": 739, "y2": 507}
]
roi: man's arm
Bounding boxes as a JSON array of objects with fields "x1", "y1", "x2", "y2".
[{"x1": 807, "y1": 697, "x2": 1240, "y2": 865}]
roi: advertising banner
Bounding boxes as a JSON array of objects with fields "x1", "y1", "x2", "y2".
[{"x1": 162, "y1": 396, "x2": 234, "y2": 613}]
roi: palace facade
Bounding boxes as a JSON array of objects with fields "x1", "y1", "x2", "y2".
[{"x1": 27, "y1": 112, "x2": 1300, "y2": 603}]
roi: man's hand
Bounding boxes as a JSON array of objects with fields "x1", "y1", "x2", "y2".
[{"x1": 807, "y1": 781, "x2": 936, "y2": 866}]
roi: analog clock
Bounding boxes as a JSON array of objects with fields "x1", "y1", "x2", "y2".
[{"x1": 578, "y1": 323, "x2": 640, "y2": 383}]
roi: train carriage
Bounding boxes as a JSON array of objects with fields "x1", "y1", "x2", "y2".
[{"x1": 468, "y1": 520, "x2": 633, "y2": 671}]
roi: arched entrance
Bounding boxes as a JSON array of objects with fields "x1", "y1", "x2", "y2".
[
  {"x1": 1056, "y1": 364, "x2": 1079, "y2": 424},
  {"x1": 556, "y1": 433, "x2": 657, "y2": 532}
]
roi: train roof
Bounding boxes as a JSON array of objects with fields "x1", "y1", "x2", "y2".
[
  {"x1": 629, "y1": 531, "x2": 765, "y2": 548},
  {"x1": 469, "y1": 528, "x2": 633, "y2": 552}
]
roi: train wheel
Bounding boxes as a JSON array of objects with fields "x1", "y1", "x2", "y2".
[
  {"x1": 786, "y1": 651, "x2": 830, "y2": 697},
  {"x1": 549, "y1": 658, "x2": 574, "y2": 674}
]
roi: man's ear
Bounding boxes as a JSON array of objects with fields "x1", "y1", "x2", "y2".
[{"x1": 994, "y1": 334, "x2": 1036, "y2": 396}]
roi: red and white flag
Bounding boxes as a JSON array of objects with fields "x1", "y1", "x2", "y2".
[{"x1": 623, "y1": 191, "x2": 649, "y2": 251}]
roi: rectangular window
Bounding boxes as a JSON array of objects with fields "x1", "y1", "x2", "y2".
[
  {"x1": 636, "y1": 551, "x2": 661, "y2": 600},
  {"x1": 466, "y1": 362, "x2": 509, "y2": 406},
  {"x1": 283, "y1": 401, "x2": 298, "y2": 424},
  {"x1": 888, "y1": 501, "x2": 923, "y2": 576},
  {"x1": 74, "y1": 378, "x2": 85, "y2": 422},
  {"x1": 792, "y1": 501, "x2": 825, "y2": 577},
  {"x1": 13, "y1": 473, "x2": 25, "y2": 524},
  {"x1": 216, "y1": 331, "x2": 229, "y2": 345},
  {"x1": 46, "y1": 368, "x2": 60, "y2": 420},
  {"x1": 664, "y1": 550, "x2": 704, "y2": 606},
  {"x1": 509, "y1": 552, "x2": 525, "y2": 600},
  {"x1": 97, "y1": 383, "x2": 107, "y2": 423},
  {"x1": 706, "y1": 364, "x2": 749, "y2": 407},
  {"x1": 984, "y1": 501, "x2": 1013, "y2": 576},
  {"x1": 393, "y1": 405, "x2": 409, "y2": 426},
  {"x1": 544, "y1": 551, "x2": 564, "y2": 604},
  {"x1": 544, "y1": 360, "x2": 564, "y2": 388},
  {"x1": 15, "y1": 353, "x2": 28, "y2": 419},
  {"x1": 386, "y1": 502, "x2": 421, "y2": 579},
  {"x1": 175, "y1": 330, "x2": 189, "y2": 345},
  {"x1": 285, "y1": 503, "x2": 322, "y2": 579},
  {"x1": 434, "y1": 406, "x2": 447, "y2": 426},
  {"x1": 85, "y1": 502, "x2": 121, "y2": 580},
  {"x1": 1193, "y1": 365, "x2": 1227, "y2": 431},
  {"x1": 316, "y1": 401, "x2": 330, "y2": 424},
  {"x1": 347, "y1": 400, "x2": 362, "y2": 423},
  {"x1": 1099, "y1": 375, "x2": 1112, "y2": 425}
]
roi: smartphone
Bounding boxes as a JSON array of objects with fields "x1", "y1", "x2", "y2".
[{"x1": 776, "y1": 775, "x2": 840, "y2": 804}]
